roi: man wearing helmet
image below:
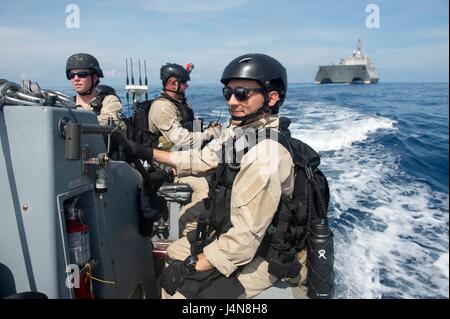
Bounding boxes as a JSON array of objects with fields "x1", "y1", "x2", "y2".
[
  {"x1": 66, "y1": 53, "x2": 123, "y2": 128},
  {"x1": 147, "y1": 63, "x2": 221, "y2": 236},
  {"x1": 137, "y1": 53, "x2": 299, "y2": 298},
  {"x1": 149, "y1": 63, "x2": 221, "y2": 150}
]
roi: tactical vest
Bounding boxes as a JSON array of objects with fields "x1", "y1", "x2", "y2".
[
  {"x1": 74, "y1": 85, "x2": 123, "y2": 160},
  {"x1": 73, "y1": 85, "x2": 119, "y2": 115},
  {"x1": 171, "y1": 118, "x2": 331, "y2": 299},
  {"x1": 204, "y1": 129, "x2": 310, "y2": 254},
  {"x1": 147, "y1": 92, "x2": 195, "y2": 145},
  {"x1": 189, "y1": 118, "x2": 330, "y2": 279},
  {"x1": 125, "y1": 93, "x2": 195, "y2": 149}
]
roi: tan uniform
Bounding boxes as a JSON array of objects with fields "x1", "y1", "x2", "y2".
[
  {"x1": 165, "y1": 115, "x2": 296, "y2": 298},
  {"x1": 77, "y1": 95, "x2": 125, "y2": 129},
  {"x1": 148, "y1": 97, "x2": 219, "y2": 151},
  {"x1": 148, "y1": 96, "x2": 220, "y2": 235}
]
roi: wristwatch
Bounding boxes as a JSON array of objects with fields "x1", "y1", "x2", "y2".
[{"x1": 184, "y1": 255, "x2": 198, "y2": 276}]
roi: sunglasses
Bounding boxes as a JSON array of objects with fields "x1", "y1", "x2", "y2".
[
  {"x1": 69, "y1": 71, "x2": 93, "y2": 79},
  {"x1": 222, "y1": 87, "x2": 265, "y2": 102}
]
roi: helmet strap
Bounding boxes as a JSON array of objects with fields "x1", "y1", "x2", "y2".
[
  {"x1": 78, "y1": 76, "x2": 99, "y2": 96},
  {"x1": 163, "y1": 79, "x2": 185, "y2": 100},
  {"x1": 230, "y1": 92, "x2": 271, "y2": 126},
  {"x1": 164, "y1": 88, "x2": 184, "y2": 95},
  {"x1": 162, "y1": 89, "x2": 186, "y2": 103}
]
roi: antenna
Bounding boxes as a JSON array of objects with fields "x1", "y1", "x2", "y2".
[
  {"x1": 130, "y1": 58, "x2": 135, "y2": 85},
  {"x1": 125, "y1": 59, "x2": 129, "y2": 85},
  {"x1": 138, "y1": 60, "x2": 142, "y2": 86},
  {"x1": 130, "y1": 58, "x2": 135, "y2": 107},
  {"x1": 144, "y1": 60, "x2": 148, "y2": 100},
  {"x1": 124, "y1": 57, "x2": 150, "y2": 106},
  {"x1": 125, "y1": 59, "x2": 130, "y2": 110}
]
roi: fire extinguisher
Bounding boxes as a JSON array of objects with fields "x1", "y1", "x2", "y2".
[{"x1": 66, "y1": 206, "x2": 94, "y2": 299}]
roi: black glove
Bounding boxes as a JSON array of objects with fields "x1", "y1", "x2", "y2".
[
  {"x1": 125, "y1": 140, "x2": 154, "y2": 161},
  {"x1": 148, "y1": 168, "x2": 174, "y2": 190},
  {"x1": 160, "y1": 261, "x2": 189, "y2": 296}
]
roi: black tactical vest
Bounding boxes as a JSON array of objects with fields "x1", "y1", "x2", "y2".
[
  {"x1": 148, "y1": 92, "x2": 195, "y2": 141},
  {"x1": 125, "y1": 93, "x2": 196, "y2": 149},
  {"x1": 180, "y1": 118, "x2": 330, "y2": 297},
  {"x1": 73, "y1": 85, "x2": 119, "y2": 115},
  {"x1": 204, "y1": 128, "x2": 309, "y2": 248},
  {"x1": 73, "y1": 85, "x2": 123, "y2": 160},
  {"x1": 196, "y1": 120, "x2": 326, "y2": 279}
]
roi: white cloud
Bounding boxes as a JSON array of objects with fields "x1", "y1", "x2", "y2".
[
  {"x1": 375, "y1": 43, "x2": 449, "y2": 69},
  {"x1": 295, "y1": 28, "x2": 357, "y2": 43},
  {"x1": 104, "y1": 70, "x2": 123, "y2": 78},
  {"x1": 220, "y1": 35, "x2": 277, "y2": 49},
  {"x1": 0, "y1": 25, "x2": 130, "y2": 85},
  {"x1": 142, "y1": 0, "x2": 246, "y2": 13},
  {"x1": 410, "y1": 27, "x2": 449, "y2": 40},
  {"x1": 0, "y1": 26, "x2": 35, "y2": 38}
]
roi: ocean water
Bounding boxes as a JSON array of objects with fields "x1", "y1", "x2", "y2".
[{"x1": 119, "y1": 82, "x2": 448, "y2": 298}]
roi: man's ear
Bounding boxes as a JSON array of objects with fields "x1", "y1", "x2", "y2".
[
  {"x1": 166, "y1": 77, "x2": 177, "y2": 90},
  {"x1": 268, "y1": 91, "x2": 280, "y2": 107}
]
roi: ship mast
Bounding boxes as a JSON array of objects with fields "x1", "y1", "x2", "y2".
[{"x1": 356, "y1": 39, "x2": 362, "y2": 54}]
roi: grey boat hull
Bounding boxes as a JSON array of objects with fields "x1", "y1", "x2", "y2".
[{"x1": 315, "y1": 65, "x2": 379, "y2": 84}]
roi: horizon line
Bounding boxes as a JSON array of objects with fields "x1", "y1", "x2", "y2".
[{"x1": 11, "y1": 81, "x2": 449, "y2": 89}]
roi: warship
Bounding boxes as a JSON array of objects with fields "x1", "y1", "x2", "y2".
[{"x1": 315, "y1": 39, "x2": 379, "y2": 84}]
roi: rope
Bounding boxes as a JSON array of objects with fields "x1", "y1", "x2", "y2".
[{"x1": 84, "y1": 263, "x2": 116, "y2": 285}]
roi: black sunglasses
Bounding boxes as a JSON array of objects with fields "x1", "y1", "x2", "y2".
[
  {"x1": 222, "y1": 87, "x2": 265, "y2": 102},
  {"x1": 69, "y1": 71, "x2": 93, "y2": 79}
]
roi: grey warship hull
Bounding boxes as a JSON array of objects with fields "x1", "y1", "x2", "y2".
[{"x1": 315, "y1": 65, "x2": 379, "y2": 84}]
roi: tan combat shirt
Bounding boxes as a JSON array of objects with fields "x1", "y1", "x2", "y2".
[
  {"x1": 148, "y1": 97, "x2": 220, "y2": 150},
  {"x1": 170, "y1": 115, "x2": 295, "y2": 276},
  {"x1": 77, "y1": 95, "x2": 124, "y2": 128}
]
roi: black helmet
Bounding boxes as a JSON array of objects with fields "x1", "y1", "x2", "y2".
[
  {"x1": 160, "y1": 63, "x2": 191, "y2": 85},
  {"x1": 66, "y1": 53, "x2": 104, "y2": 80},
  {"x1": 221, "y1": 53, "x2": 287, "y2": 101}
]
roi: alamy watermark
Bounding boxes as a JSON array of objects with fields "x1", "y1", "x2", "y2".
[
  {"x1": 66, "y1": 264, "x2": 80, "y2": 289},
  {"x1": 366, "y1": 4, "x2": 380, "y2": 29},
  {"x1": 168, "y1": 123, "x2": 282, "y2": 175},
  {"x1": 65, "y1": 4, "x2": 80, "y2": 29}
]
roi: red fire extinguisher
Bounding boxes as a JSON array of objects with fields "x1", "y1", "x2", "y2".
[{"x1": 66, "y1": 207, "x2": 94, "y2": 299}]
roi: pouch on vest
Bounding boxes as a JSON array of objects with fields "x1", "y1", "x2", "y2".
[
  {"x1": 263, "y1": 194, "x2": 302, "y2": 279},
  {"x1": 89, "y1": 85, "x2": 119, "y2": 115}
]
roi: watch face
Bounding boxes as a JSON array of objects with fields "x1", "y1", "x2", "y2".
[{"x1": 184, "y1": 255, "x2": 198, "y2": 275}]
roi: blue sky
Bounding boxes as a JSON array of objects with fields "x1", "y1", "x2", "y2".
[{"x1": 0, "y1": 0, "x2": 448, "y2": 87}]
